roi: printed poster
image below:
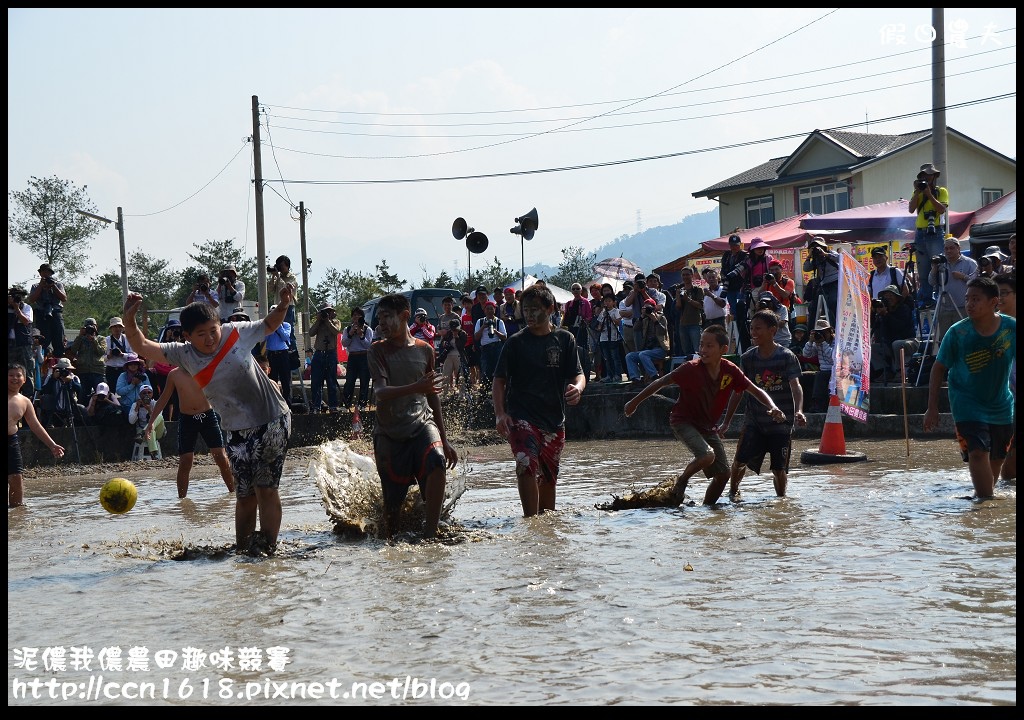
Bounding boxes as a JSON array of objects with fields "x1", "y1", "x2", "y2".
[{"x1": 833, "y1": 250, "x2": 872, "y2": 422}]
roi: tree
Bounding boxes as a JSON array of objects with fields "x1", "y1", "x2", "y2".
[
  {"x1": 313, "y1": 268, "x2": 381, "y2": 322},
  {"x1": 8, "y1": 175, "x2": 100, "y2": 280},
  {"x1": 418, "y1": 268, "x2": 458, "y2": 290},
  {"x1": 64, "y1": 273, "x2": 124, "y2": 336},
  {"x1": 375, "y1": 259, "x2": 406, "y2": 294},
  {"x1": 546, "y1": 245, "x2": 597, "y2": 289},
  {"x1": 126, "y1": 251, "x2": 177, "y2": 310}
]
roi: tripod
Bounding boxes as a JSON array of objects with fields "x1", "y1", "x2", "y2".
[
  {"x1": 58, "y1": 380, "x2": 83, "y2": 465},
  {"x1": 915, "y1": 264, "x2": 963, "y2": 386}
]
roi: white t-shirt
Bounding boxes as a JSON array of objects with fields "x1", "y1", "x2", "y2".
[
  {"x1": 869, "y1": 266, "x2": 905, "y2": 299},
  {"x1": 160, "y1": 320, "x2": 288, "y2": 431}
]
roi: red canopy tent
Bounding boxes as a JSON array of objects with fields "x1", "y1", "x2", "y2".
[
  {"x1": 799, "y1": 199, "x2": 974, "y2": 238},
  {"x1": 700, "y1": 214, "x2": 811, "y2": 253}
]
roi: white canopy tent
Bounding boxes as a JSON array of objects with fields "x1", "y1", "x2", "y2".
[{"x1": 516, "y1": 274, "x2": 574, "y2": 305}]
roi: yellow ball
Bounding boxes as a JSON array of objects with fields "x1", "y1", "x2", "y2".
[{"x1": 100, "y1": 478, "x2": 138, "y2": 514}]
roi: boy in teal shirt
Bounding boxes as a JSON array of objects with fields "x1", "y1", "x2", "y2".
[{"x1": 924, "y1": 276, "x2": 1015, "y2": 498}]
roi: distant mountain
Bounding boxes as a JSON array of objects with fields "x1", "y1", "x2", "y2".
[{"x1": 526, "y1": 208, "x2": 719, "y2": 278}]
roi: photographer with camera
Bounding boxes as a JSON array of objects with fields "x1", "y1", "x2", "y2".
[
  {"x1": 8, "y1": 285, "x2": 35, "y2": 396},
  {"x1": 927, "y1": 236, "x2": 977, "y2": 351},
  {"x1": 475, "y1": 300, "x2": 507, "y2": 390},
  {"x1": 187, "y1": 273, "x2": 220, "y2": 313},
  {"x1": 266, "y1": 255, "x2": 299, "y2": 346},
  {"x1": 674, "y1": 267, "x2": 705, "y2": 358},
  {"x1": 801, "y1": 319, "x2": 836, "y2": 413},
  {"x1": 625, "y1": 298, "x2": 669, "y2": 384},
  {"x1": 27, "y1": 263, "x2": 67, "y2": 357},
  {"x1": 38, "y1": 357, "x2": 86, "y2": 428},
  {"x1": 115, "y1": 352, "x2": 153, "y2": 419},
  {"x1": 719, "y1": 234, "x2": 750, "y2": 351},
  {"x1": 341, "y1": 306, "x2": 374, "y2": 410},
  {"x1": 103, "y1": 316, "x2": 134, "y2": 388},
  {"x1": 64, "y1": 317, "x2": 106, "y2": 398},
  {"x1": 803, "y1": 237, "x2": 840, "y2": 327},
  {"x1": 870, "y1": 285, "x2": 919, "y2": 384},
  {"x1": 908, "y1": 163, "x2": 950, "y2": 306},
  {"x1": 309, "y1": 302, "x2": 342, "y2": 413},
  {"x1": 216, "y1": 265, "x2": 246, "y2": 322},
  {"x1": 561, "y1": 283, "x2": 592, "y2": 381}
]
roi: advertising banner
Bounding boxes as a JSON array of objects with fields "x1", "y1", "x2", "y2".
[{"x1": 834, "y1": 251, "x2": 872, "y2": 422}]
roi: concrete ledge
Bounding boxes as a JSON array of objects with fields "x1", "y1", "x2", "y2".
[{"x1": 17, "y1": 383, "x2": 955, "y2": 469}]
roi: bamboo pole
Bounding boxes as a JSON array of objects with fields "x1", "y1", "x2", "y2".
[{"x1": 900, "y1": 347, "x2": 910, "y2": 457}]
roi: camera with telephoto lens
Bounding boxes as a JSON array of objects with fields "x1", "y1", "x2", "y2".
[
  {"x1": 267, "y1": 265, "x2": 278, "y2": 274},
  {"x1": 871, "y1": 298, "x2": 884, "y2": 309},
  {"x1": 84, "y1": 325, "x2": 97, "y2": 335},
  {"x1": 58, "y1": 368, "x2": 72, "y2": 379},
  {"x1": 924, "y1": 210, "x2": 938, "y2": 235},
  {"x1": 198, "y1": 283, "x2": 209, "y2": 292},
  {"x1": 932, "y1": 254, "x2": 947, "y2": 265}
]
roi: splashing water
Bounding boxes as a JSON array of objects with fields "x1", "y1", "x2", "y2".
[{"x1": 310, "y1": 438, "x2": 467, "y2": 539}]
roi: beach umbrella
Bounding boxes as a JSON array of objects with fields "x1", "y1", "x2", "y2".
[{"x1": 593, "y1": 256, "x2": 643, "y2": 281}]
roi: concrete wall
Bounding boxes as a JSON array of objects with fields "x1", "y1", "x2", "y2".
[{"x1": 17, "y1": 380, "x2": 954, "y2": 470}]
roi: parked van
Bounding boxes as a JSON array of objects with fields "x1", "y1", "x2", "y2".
[{"x1": 361, "y1": 288, "x2": 463, "y2": 340}]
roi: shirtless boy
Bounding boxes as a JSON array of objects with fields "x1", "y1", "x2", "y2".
[
  {"x1": 146, "y1": 366, "x2": 235, "y2": 498},
  {"x1": 8, "y1": 362, "x2": 65, "y2": 506}
]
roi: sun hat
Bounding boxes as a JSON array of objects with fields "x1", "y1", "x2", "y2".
[
  {"x1": 317, "y1": 302, "x2": 333, "y2": 313},
  {"x1": 982, "y1": 245, "x2": 1009, "y2": 261},
  {"x1": 122, "y1": 352, "x2": 142, "y2": 365},
  {"x1": 109, "y1": 316, "x2": 125, "y2": 328},
  {"x1": 813, "y1": 318, "x2": 832, "y2": 331},
  {"x1": 879, "y1": 284, "x2": 902, "y2": 299},
  {"x1": 55, "y1": 357, "x2": 75, "y2": 370},
  {"x1": 748, "y1": 237, "x2": 768, "y2": 251},
  {"x1": 83, "y1": 317, "x2": 98, "y2": 328},
  {"x1": 38, "y1": 263, "x2": 54, "y2": 274},
  {"x1": 809, "y1": 237, "x2": 828, "y2": 250},
  {"x1": 918, "y1": 162, "x2": 940, "y2": 178}
]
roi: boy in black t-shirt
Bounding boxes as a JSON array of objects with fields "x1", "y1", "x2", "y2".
[{"x1": 492, "y1": 284, "x2": 585, "y2": 518}]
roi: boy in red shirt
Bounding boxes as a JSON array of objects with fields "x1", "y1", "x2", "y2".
[{"x1": 624, "y1": 324, "x2": 786, "y2": 505}]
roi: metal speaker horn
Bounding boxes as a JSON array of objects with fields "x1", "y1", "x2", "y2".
[
  {"x1": 452, "y1": 217, "x2": 470, "y2": 240},
  {"x1": 510, "y1": 207, "x2": 539, "y2": 241},
  {"x1": 466, "y1": 231, "x2": 489, "y2": 254}
]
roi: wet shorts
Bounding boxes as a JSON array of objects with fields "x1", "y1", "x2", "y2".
[
  {"x1": 9, "y1": 433, "x2": 24, "y2": 476},
  {"x1": 178, "y1": 409, "x2": 226, "y2": 455},
  {"x1": 954, "y1": 421, "x2": 1014, "y2": 463},
  {"x1": 373, "y1": 422, "x2": 446, "y2": 510},
  {"x1": 734, "y1": 424, "x2": 792, "y2": 474},
  {"x1": 507, "y1": 419, "x2": 566, "y2": 486},
  {"x1": 671, "y1": 422, "x2": 729, "y2": 478},
  {"x1": 228, "y1": 413, "x2": 291, "y2": 498}
]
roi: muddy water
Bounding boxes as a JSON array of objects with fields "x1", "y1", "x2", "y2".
[{"x1": 7, "y1": 437, "x2": 1015, "y2": 705}]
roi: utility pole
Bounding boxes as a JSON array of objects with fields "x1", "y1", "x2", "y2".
[
  {"x1": 299, "y1": 201, "x2": 310, "y2": 342},
  {"x1": 931, "y1": 9, "x2": 948, "y2": 179},
  {"x1": 116, "y1": 207, "x2": 127, "y2": 307},
  {"x1": 252, "y1": 95, "x2": 268, "y2": 318}
]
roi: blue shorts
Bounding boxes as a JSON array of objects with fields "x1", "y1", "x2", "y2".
[
  {"x1": 228, "y1": 413, "x2": 291, "y2": 498},
  {"x1": 954, "y1": 421, "x2": 1014, "y2": 463},
  {"x1": 177, "y1": 409, "x2": 226, "y2": 455}
]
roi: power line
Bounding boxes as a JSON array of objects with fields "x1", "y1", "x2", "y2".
[
  {"x1": 261, "y1": 28, "x2": 1013, "y2": 120},
  {"x1": 125, "y1": 139, "x2": 250, "y2": 218},
  {"x1": 259, "y1": 94, "x2": 1013, "y2": 187}
]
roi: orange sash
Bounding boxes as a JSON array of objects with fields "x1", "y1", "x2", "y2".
[{"x1": 193, "y1": 328, "x2": 239, "y2": 389}]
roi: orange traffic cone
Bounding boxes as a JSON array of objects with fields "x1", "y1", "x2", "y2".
[
  {"x1": 800, "y1": 394, "x2": 867, "y2": 465},
  {"x1": 819, "y1": 394, "x2": 846, "y2": 455},
  {"x1": 351, "y1": 406, "x2": 363, "y2": 439}
]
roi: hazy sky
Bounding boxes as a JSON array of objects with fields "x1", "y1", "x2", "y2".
[{"x1": 7, "y1": 8, "x2": 1016, "y2": 293}]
